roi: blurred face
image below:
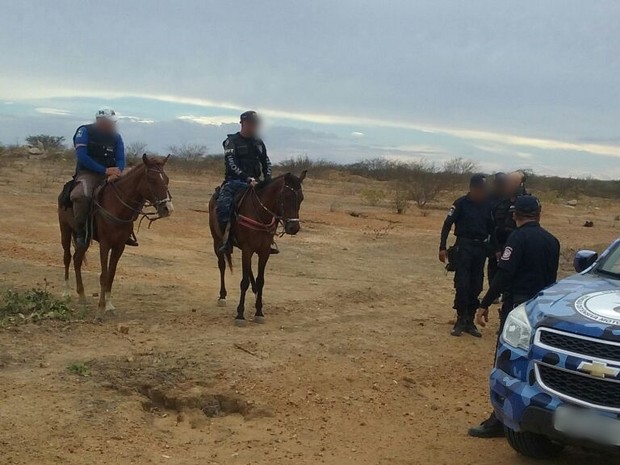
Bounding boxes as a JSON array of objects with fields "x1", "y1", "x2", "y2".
[
  {"x1": 241, "y1": 119, "x2": 260, "y2": 138},
  {"x1": 469, "y1": 184, "x2": 487, "y2": 202},
  {"x1": 507, "y1": 172, "x2": 524, "y2": 196},
  {"x1": 96, "y1": 118, "x2": 117, "y2": 134}
]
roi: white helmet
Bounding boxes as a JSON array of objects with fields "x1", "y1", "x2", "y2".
[{"x1": 95, "y1": 107, "x2": 118, "y2": 122}]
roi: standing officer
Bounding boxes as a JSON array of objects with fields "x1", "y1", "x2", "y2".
[
  {"x1": 70, "y1": 108, "x2": 133, "y2": 248},
  {"x1": 439, "y1": 174, "x2": 497, "y2": 338},
  {"x1": 468, "y1": 196, "x2": 560, "y2": 438},
  {"x1": 217, "y1": 111, "x2": 272, "y2": 254}
]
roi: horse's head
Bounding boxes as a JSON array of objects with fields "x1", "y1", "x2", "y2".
[
  {"x1": 137, "y1": 154, "x2": 174, "y2": 218},
  {"x1": 280, "y1": 171, "x2": 307, "y2": 235}
]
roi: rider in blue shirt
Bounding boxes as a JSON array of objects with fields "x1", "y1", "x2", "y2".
[{"x1": 70, "y1": 108, "x2": 136, "y2": 247}]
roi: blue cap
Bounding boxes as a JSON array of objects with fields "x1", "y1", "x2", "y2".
[
  {"x1": 514, "y1": 195, "x2": 541, "y2": 216},
  {"x1": 469, "y1": 173, "x2": 487, "y2": 188}
]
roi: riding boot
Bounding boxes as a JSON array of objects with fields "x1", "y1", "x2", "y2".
[
  {"x1": 75, "y1": 227, "x2": 88, "y2": 249},
  {"x1": 73, "y1": 198, "x2": 90, "y2": 249},
  {"x1": 125, "y1": 232, "x2": 139, "y2": 247},
  {"x1": 218, "y1": 221, "x2": 232, "y2": 254}
]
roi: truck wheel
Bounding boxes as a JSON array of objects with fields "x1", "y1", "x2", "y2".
[{"x1": 505, "y1": 426, "x2": 564, "y2": 459}]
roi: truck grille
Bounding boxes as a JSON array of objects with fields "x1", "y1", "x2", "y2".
[
  {"x1": 539, "y1": 329, "x2": 620, "y2": 363},
  {"x1": 537, "y1": 364, "x2": 620, "y2": 410}
]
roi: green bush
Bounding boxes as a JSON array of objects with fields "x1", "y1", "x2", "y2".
[
  {"x1": 360, "y1": 188, "x2": 386, "y2": 206},
  {"x1": 0, "y1": 283, "x2": 76, "y2": 325}
]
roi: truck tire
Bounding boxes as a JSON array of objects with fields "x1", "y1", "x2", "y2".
[{"x1": 505, "y1": 426, "x2": 564, "y2": 459}]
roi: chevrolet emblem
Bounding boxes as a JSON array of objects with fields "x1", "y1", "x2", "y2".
[{"x1": 577, "y1": 361, "x2": 620, "y2": 379}]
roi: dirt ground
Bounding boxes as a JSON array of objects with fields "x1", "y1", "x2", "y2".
[{"x1": 1, "y1": 158, "x2": 619, "y2": 465}]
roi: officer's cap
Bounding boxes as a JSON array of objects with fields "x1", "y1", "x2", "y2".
[
  {"x1": 96, "y1": 107, "x2": 118, "y2": 122},
  {"x1": 514, "y1": 195, "x2": 541, "y2": 217},
  {"x1": 469, "y1": 173, "x2": 487, "y2": 188},
  {"x1": 240, "y1": 111, "x2": 259, "y2": 123}
]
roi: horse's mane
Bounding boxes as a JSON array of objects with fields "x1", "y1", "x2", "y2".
[{"x1": 256, "y1": 173, "x2": 300, "y2": 191}]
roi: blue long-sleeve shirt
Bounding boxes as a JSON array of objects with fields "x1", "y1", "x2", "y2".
[{"x1": 74, "y1": 126, "x2": 125, "y2": 174}]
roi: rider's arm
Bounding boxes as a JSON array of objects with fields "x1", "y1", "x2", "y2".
[
  {"x1": 224, "y1": 138, "x2": 250, "y2": 181},
  {"x1": 259, "y1": 142, "x2": 272, "y2": 180},
  {"x1": 115, "y1": 134, "x2": 126, "y2": 171},
  {"x1": 74, "y1": 126, "x2": 106, "y2": 174},
  {"x1": 439, "y1": 200, "x2": 460, "y2": 250}
]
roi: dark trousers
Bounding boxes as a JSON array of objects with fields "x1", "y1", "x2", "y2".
[
  {"x1": 216, "y1": 180, "x2": 248, "y2": 225},
  {"x1": 487, "y1": 253, "x2": 498, "y2": 287},
  {"x1": 453, "y1": 239, "x2": 487, "y2": 321}
]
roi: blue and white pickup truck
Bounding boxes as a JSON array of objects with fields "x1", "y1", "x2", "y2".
[{"x1": 491, "y1": 237, "x2": 620, "y2": 458}]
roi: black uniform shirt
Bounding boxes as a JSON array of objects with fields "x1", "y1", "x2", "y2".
[
  {"x1": 223, "y1": 132, "x2": 272, "y2": 182},
  {"x1": 480, "y1": 222, "x2": 560, "y2": 308},
  {"x1": 439, "y1": 194, "x2": 496, "y2": 251}
]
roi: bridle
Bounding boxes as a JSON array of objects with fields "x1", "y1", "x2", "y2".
[
  {"x1": 95, "y1": 165, "x2": 172, "y2": 228},
  {"x1": 237, "y1": 181, "x2": 301, "y2": 236}
]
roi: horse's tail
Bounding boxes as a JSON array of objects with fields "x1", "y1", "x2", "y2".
[{"x1": 225, "y1": 252, "x2": 233, "y2": 273}]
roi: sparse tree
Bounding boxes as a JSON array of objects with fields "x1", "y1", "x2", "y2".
[
  {"x1": 126, "y1": 141, "x2": 148, "y2": 162},
  {"x1": 167, "y1": 143, "x2": 208, "y2": 160},
  {"x1": 405, "y1": 160, "x2": 444, "y2": 208},
  {"x1": 25, "y1": 134, "x2": 66, "y2": 152}
]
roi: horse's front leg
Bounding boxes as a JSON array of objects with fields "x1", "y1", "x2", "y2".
[
  {"x1": 235, "y1": 248, "x2": 253, "y2": 326},
  {"x1": 104, "y1": 245, "x2": 125, "y2": 315},
  {"x1": 73, "y1": 246, "x2": 88, "y2": 304},
  {"x1": 97, "y1": 244, "x2": 110, "y2": 317},
  {"x1": 216, "y1": 251, "x2": 227, "y2": 306},
  {"x1": 254, "y1": 251, "x2": 270, "y2": 324}
]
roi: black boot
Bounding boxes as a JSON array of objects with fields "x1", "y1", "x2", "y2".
[
  {"x1": 468, "y1": 413, "x2": 505, "y2": 438},
  {"x1": 218, "y1": 221, "x2": 231, "y2": 254},
  {"x1": 75, "y1": 228, "x2": 88, "y2": 249},
  {"x1": 125, "y1": 232, "x2": 139, "y2": 247},
  {"x1": 270, "y1": 241, "x2": 280, "y2": 255},
  {"x1": 451, "y1": 316, "x2": 466, "y2": 337},
  {"x1": 465, "y1": 316, "x2": 482, "y2": 338}
]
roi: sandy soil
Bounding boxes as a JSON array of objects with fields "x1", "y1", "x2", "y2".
[{"x1": 1, "y1": 158, "x2": 619, "y2": 465}]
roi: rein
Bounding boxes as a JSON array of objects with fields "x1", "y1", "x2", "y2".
[
  {"x1": 236, "y1": 181, "x2": 299, "y2": 236},
  {"x1": 94, "y1": 166, "x2": 171, "y2": 229}
]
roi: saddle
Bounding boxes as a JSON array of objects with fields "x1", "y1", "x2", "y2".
[{"x1": 58, "y1": 178, "x2": 75, "y2": 210}]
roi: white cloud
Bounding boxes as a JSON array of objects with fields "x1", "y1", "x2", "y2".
[
  {"x1": 35, "y1": 107, "x2": 70, "y2": 116},
  {"x1": 177, "y1": 115, "x2": 239, "y2": 126},
  {"x1": 118, "y1": 115, "x2": 155, "y2": 124}
]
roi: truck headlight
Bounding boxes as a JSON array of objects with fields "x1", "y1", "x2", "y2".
[{"x1": 502, "y1": 303, "x2": 533, "y2": 351}]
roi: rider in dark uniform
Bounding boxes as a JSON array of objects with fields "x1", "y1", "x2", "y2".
[
  {"x1": 439, "y1": 174, "x2": 497, "y2": 338},
  {"x1": 217, "y1": 111, "x2": 272, "y2": 253},
  {"x1": 468, "y1": 195, "x2": 560, "y2": 438}
]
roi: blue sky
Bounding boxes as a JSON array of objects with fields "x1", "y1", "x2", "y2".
[{"x1": 1, "y1": 1, "x2": 619, "y2": 178}]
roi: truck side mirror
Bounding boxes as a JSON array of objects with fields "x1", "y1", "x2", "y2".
[{"x1": 574, "y1": 250, "x2": 598, "y2": 273}]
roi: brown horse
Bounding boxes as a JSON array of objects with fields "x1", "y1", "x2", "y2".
[
  {"x1": 58, "y1": 154, "x2": 173, "y2": 317},
  {"x1": 209, "y1": 171, "x2": 306, "y2": 326}
]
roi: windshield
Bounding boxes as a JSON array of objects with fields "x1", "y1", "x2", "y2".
[{"x1": 597, "y1": 241, "x2": 620, "y2": 278}]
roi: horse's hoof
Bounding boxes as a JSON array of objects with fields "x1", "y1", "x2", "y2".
[
  {"x1": 234, "y1": 318, "x2": 247, "y2": 327},
  {"x1": 254, "y1": 316, "x2": 265, "y2": 324},
  {"x1": 104, "y1": 309, "x2": 117, "y2": 317},
  {"x1": 217, "y1": 299, "x2": 227, "y2": 307},
  {"x1": 78, "y1": 295, "x2": 88, "y2": 305}
]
